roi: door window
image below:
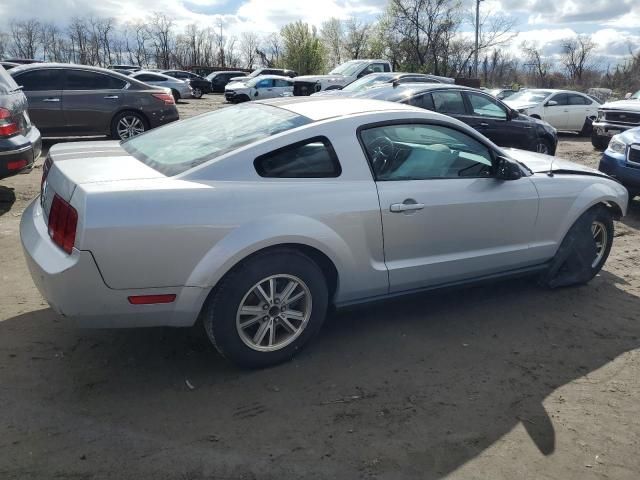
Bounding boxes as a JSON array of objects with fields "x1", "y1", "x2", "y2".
[
  {"x1": 274, "y1": 79, "x2": 292, "y2": 87},
  {"x1": 255, "y1": 79, "x2": 274, "y2": 88},
  {"x1": 64, "y1": 70, "x2": 126, "y2": 90},
  {"x1": 14, "y1": 69, "x2": 64, "y2": 91},
  {"x1": 568, "y1": 94, "x2": 590, "y2": 105},
  {"x1": 254, "y1": 137, "x2": 341, "y2": 178},
  {"x1": 360, "y1": 123, "x2": 494, "y2": 180},
  {"x1": 135, "y1": 74, "x2": 165, "y2": 82},
  {"x1": 404, "y1": 93, "x2": 435, "y2": 111},
  {"x1": 431, "y1": 90, "x2": 467, "y2": 115},
  {"x1": 549, "y1": 93, "x2": 568, "y2": 105},
  {"x1": 467, "y1": 92, "x2": 507, "y2": 119}
]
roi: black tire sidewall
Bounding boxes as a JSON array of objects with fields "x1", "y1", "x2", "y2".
[
  {"x1": 111, "y1": 111, "x2": 148, "y2": 140},
  {"x1": 192, "y1": 88, "x2": 203, "y2": 98},
  {"x1": 585, "y1": 206, "x2": 614, "y2": 274},
  {"x1": 533, "y1": 138, "x2": 552, "y2": 155},
  {"x1": 204, "y1": 250, "x2": 329, "y2": 368}
]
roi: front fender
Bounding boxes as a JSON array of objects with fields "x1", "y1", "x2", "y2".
[{"x1": 185, "y1": 214, "x2": 380, "y2": 300}]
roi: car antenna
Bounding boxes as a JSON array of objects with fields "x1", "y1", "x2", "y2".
[
  {"x1": 392, "y1": 79, "x2": 399, "y2": 88},
  {"x1": 547, "y1": 156, "x2": 555, "y2": 177}
]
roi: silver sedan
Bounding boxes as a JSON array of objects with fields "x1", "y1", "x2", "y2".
[
  {"x1": 130, "y1": 71, "x2": 193, "y2": 101},
  {"x1": 21, "y1": 98, "x2": 628, "y2": 368}
]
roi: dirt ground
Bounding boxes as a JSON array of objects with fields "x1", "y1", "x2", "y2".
[{"x1": 1, "y1": 95, "x2": 639, "y2": 480}]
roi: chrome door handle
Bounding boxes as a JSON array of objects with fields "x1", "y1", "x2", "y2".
[
  {"x1": 42, "y1": 98, "x2": 60, "y2": 102},
  {"x1": 104, "y1": 95, "x2": 119, "y2": 99},
  {"x1": 390, "y1": 202, "x2": 425, "y2": 213},
  {"x1": 478, "y1": 122, "x2": 489, "y2": 127}
]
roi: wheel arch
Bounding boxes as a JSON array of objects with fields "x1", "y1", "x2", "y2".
[{"x1": 110, "y1": 108, "x2": 150, "y2": 134}]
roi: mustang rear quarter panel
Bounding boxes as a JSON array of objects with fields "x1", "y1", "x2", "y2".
[{"x1": 81, "y1": 115, "x2": 389, "y2": 303}]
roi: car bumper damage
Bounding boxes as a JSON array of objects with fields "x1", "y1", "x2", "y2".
[
  {"x1": 20, "y1": 198, "x2": 207, "y2": 328},
  {"x1": 0, "y1": 126, "x2": 41, "y2": 178}
]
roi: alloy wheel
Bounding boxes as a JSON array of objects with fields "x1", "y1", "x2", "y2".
[
  {"x1": 236, "y1": 274, "x2": 312, "y2": 352},
  {"x1": 591, "y1": 220, "x2": 608, "y2": 268},
  {"x1": 192, "y1": 88, "x2": 202, "y2": 98},
  {"x1": 117, "y1": 115, "x2": 145, "y2": 140}
]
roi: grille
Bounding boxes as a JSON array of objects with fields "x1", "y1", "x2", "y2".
[
  {"x1": 628, "y1": 145, "x2": 640, "y2": 165},
  {"x1": 293, "y1": 81, "x2": 319, "y2": 96},
  {"x1": 604, "y1": 111, "x2": 640, "y2": 125}
]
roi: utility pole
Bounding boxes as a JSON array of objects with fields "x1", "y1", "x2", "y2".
[{"x1": 474, "y1": 0, "x2": 484, "y2": 78}]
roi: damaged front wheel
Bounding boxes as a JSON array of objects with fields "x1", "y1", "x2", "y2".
[{"x1": 540, "y1": 205, "x2": 614, "y2": 288}]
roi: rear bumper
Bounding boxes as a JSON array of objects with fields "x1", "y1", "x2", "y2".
[
  {"x1": 147, "y1": 106, "x2": 179, "y2": 129},
  {"x1": 599, "y1": 152, "x2": 640, "y2": 190},
  {"x1": 20, "y1": 198, "x2": 208, "y2": 328},
  {"x1": 0, "y1": 126, "x2": 42, "y2": 179}
]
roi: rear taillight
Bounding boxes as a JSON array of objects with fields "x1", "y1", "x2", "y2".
[
  {"x1": 48, "y1": 194, "x2": 78, "y2": 254},
  {"x1": 152, "y1": 93, "x2": 175, "y2": 105},
  {"x1": 0, "y1": 108, "x2": 19, "y2": 137},
  {"x1": 7, "y1": 159, "x2": 27, "y2": 171},
  {"x1": 41, "y1": 156, "x2": 52, "y2": 190}
]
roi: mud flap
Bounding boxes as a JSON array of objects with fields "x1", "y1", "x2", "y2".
[{"x1": 542, "y1": 214, "x2": 597, "y2": 288}]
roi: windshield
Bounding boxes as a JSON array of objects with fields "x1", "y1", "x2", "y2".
[
  {"x1": 343, "y1": 74, "x2": 394, "y2": 92},
  {"x1": 631, "y1": 90, "x2": 640, "y2": 99},
  {"x1": 506, "y1": 90, "x2": 552, "y2": 104},
  {"x1": 122, "y1": 104, "x2": 311, "y2": 176},
  {"x1": 329, "y1": 61, "x2": 367, "y2": 76}
]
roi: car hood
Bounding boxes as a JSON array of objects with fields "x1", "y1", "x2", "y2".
[
  {"x1": 599, "y1": 99, "x2": 640, "y2": 111},
  {"x1": 505, "y1": 148, "x2": 605, "y2": 176},
  {"x1": 615, "y1": 126, "x2": 640, "y2": 143},
  {"x1": 504, "y1": 100, "x2": 538, "y2": 110},
  {"x1": 311, "y1": 89, "x2": 349, "y2": 97}
]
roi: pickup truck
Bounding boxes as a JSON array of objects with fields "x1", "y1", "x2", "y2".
[
  {"x1": 591, "y1": 90, "x2": 640, "y2": 150},
  {"x1": 293, "y1": 59, "x2": 392, "y2": 96}
]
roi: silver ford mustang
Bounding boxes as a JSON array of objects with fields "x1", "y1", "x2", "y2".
[{"x1": 21, "y1": 98, "x2": 628, "y2": 368}]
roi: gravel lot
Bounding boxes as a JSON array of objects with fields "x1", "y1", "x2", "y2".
[{"x1": 1, "y1": 94, "x2": 639, "y2": 480}]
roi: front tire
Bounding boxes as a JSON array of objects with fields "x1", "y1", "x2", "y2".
[
  {"x1": 202, "y1": 249, "x2": 329, "y2": 368},
  {"x1": 533, "y1": 138, "x2": 553, "y2": 155},
  {"x1": 171, "y1": 89, "x2": 181, "y2": 102},
  {"x1": 192, "y1": 87, "x2": 203, "y2": 99},
  {"x1": 540, "y1": 206, "x2": 613, "y2": 288},
  {"x1": 591, "y1": 132, "x2": 609, "y2": 151}
]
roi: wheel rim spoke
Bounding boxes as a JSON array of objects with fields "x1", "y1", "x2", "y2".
[
  {"x1": 236, "y1": 274, "x2": 312, "y2": 352},
  {"x1": 590, "y1": 221, "x2": 607, "y2": 268}
]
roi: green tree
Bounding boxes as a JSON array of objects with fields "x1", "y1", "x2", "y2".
[{"x1": 279, "y1": 21, "x2": 325, "y2": 75}]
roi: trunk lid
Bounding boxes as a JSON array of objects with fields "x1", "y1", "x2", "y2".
[{"x1": 40, "y1": 140, "x2": 164, "y2": 218}]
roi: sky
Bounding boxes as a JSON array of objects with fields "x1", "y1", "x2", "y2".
[{"x1": 1, "y1": 0, "x2": 639, "y2": 65}]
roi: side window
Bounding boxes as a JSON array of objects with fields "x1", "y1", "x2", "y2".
[
  {"x1": 383, "y1": 63, "x2": 391, "y2": 72},
  {"x1": 404, "y1": 93, "x2": 435, "y2": 111},
  {"x1": 65, "y1": 70, "x2": 126, "y2": 90},
  {"x1": 274, "y1": 79, "x2": 291, "y2": 87},
  {"x1": 256, "y1": 79, "x2": 273, "y2": 88},
  {"x1": 254, "y1": 137, "x2": 341, "y2": 178},
  {"x1": 568, "y1": 94, "x2": 590, "y2": 105},
  {"x1": 431, "y1": 90, "x2": 467, "y2": 115},
  {"x1": 467, "y1": 92, "x2": 507, "y2": 120},
  {"x1": 135, "y1": 74, "x2": 164, "y2": 82},
  {"x1": 14, "y1": 69, "x2": 64, "y2": 91},
  {"x1": 360, "y1": 123, "x2": 494, "y2": 180},
  {"x1": 550, "y1": 93, "x2": 568, "y2": 105},
  {"x1": 369, "y1": 63, "x2": 386, "y2": 73}
]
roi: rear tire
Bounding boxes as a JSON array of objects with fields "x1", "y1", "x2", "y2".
[
  {"x1": 110, "y1": 111, "x2": 148, "y2": 140},
  {"x1": 591, "y1": 132, "x2": 609, "y2": 151},
  {"x1": 171, "y1": 89, "x2": 181, "y2": 102},
  {"x1": 201, "y1": 249, "x2": 329, "y2": 368},
  {"x1": 192, "y1": 87, "x2": 203, "y2": 99},
  {"x1": 540, "y1": 206, "x2": 613, "y2": 288}
]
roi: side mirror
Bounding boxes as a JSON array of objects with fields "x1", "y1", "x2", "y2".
[
  {"x1": 495, "y1": 157, "x2": 522, "y2": 181},
  {"x1": 254, "y1": 91, "x2": 259, "y2": 97},
  {"x1": 508, "y1": 109, "x2": 519, "y2": 120},
  {"x1": 545, "y1": 100, "x2": 558, "y2": 107}
]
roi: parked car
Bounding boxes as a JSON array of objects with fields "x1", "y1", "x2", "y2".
[
  {"x1": 129, "y1": 71, "x2": 193, "y2": 102},
  {"x1": 505, "y1": 89, "x2": 598, "y2": 134},
  {"x1": 0, "y1": 65, "x2": 41, "y2": 180},
  {"x1": 206, "y1": 71, "x2": 246, "y2": 93},
  {"x1": 107, "y1": 65, "x2": 140, "y2": 72},
  {"x1": 348, "y1": 83, "x2": 558, "y2": 155},
  {"x1": 488, "y1": 88, "x2": 518, "y2": 100},
  {"x1": 225, "y1": 75, "x2": 294, "y2": 103},
  {"x1": 293, "y1": 59, "x2": 393, "y2": 96},
  {"x1": 1, "y1": 61, "x2": 20, "y2": 70},
  {"x1": 229, "y1": 68, "x2": 298, "y2": 84},
  {"x1": 22, "y1": 97, "x2": 627, "y2": 368},
  {"x1": 591, "y1": 90, "x2": 640, "y2": 150},
  {"x1": 312, "y1": 72, "x2": 454, "y2": 97},
  {"x1": 598, "y1": 126, "x2": 640, "y2": 199},
  {"x1": 161, "y1": 70, "x2": 211, "y2": 98},
  {"x1": 9, "y1": 63, "x2": 178, "y2": 140},
  {"x1": 111, "y1": 68, "x2": 134, "y2": 76}
]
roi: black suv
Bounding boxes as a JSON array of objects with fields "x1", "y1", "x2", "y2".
[
  {"x1": 0, "y1": 65, "x2": 41, "y2": 180},
  {"x1": 351, "y1": 84, "x2": 558, "y2": 155},
  {"x1": 206, "y1": 71, "x2": 246, "y2": 93},
  {"x1": 162, "y1": 70, "x2": 212, "y2": 98}
]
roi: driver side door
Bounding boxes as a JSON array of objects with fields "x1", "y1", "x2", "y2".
[{"x1": 359, "y1": 123, "x2": 540, "y2": 292}]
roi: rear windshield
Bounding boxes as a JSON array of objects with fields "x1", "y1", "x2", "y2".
[
  {"x1": 0, "y1": 65, "x2": 21, "y2": 94},
  {"x1": 121, "y1": 103, "x2": 312, "y2": 176}
]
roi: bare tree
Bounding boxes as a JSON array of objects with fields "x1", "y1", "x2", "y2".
[
  {"x1": 240, "y1": 32, "x2": 259, "y2": 68},
  {"x1": 10, "y1": 19, "x2": 41, "y2": 59},
  {"x1": 521, "y1": 41, "x2": 551, "y2": 87},
  {"x1": 149, "y1": 12, "x2": 174, "y2": 69},
  {"x1": 343, "y1": 17, "x2": 370, "y2": 60},
  {"x1": 321, "y1": 18, "x2": 343, "y2": 66},
  {"x1": 562, "y1": 35, "x2": 596, "y2": 84}
]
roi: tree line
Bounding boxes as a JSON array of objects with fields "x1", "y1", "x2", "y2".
[{"x1": 0, "y1": 0, "x2": 638, "y2": 93}]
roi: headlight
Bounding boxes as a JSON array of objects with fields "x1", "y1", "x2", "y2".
[{"x1": 608, "y1": 136, "x2": 627, "y2": 155}]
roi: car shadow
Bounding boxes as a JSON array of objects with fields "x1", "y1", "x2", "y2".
[
  {"x1": 0, "y1": 185, "x2": 16, "y2": 217},
  {"x1": 1, "y1": 272, "x2": 638, "y2": 478}
]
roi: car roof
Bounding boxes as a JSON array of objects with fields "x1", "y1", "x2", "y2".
[
  {"x1": 349, "y1": 82, "x2": 480, "y2": 101},
  {"x1": 9, "y1": 62, "x2": 127, "y2": 76},
  {"x1": 132, "y1": 70, "x2": 176, "y2": 80},
  {"x1": 251, "y1": 74, "x2": 293, "y2": 80},
  {"x1": 259, "y1": 96, "x2": 425, "y2": 121}
]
